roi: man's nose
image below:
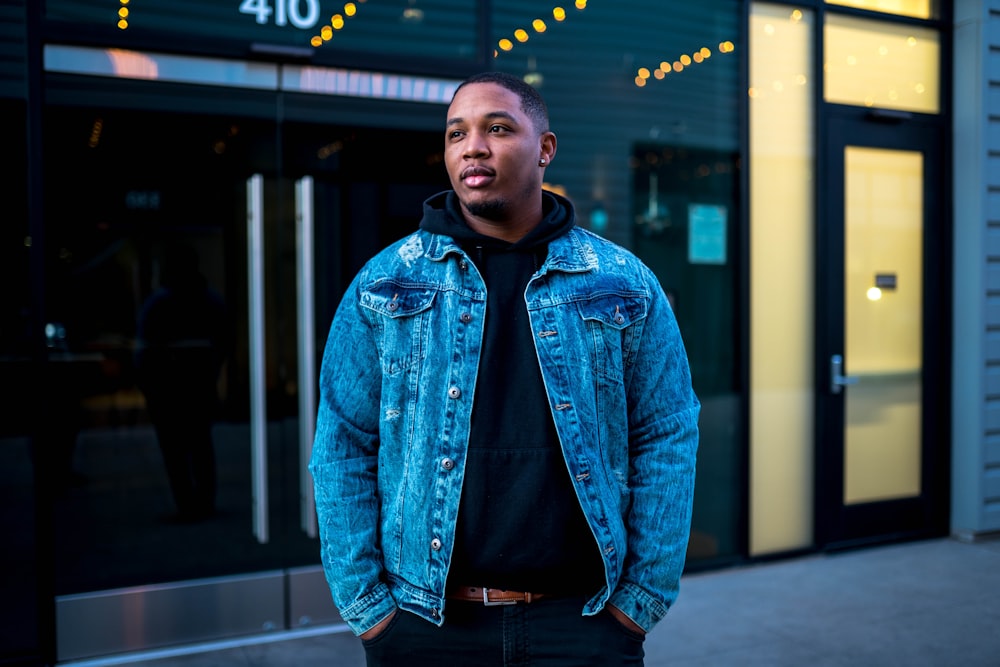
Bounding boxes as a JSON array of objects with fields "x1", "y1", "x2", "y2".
[{"x1": 463, "y1": 131, "x2": 489, "y2": 158}]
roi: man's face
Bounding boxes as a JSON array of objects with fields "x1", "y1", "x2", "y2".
[{"x1": 444, "y1": 82, "x2": 551, "y2": 223}]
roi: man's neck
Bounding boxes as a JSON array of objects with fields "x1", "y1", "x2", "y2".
[
  {"x1": 464, "y1": 218, "x2": 539, "y2": 243},
  {"x1": 461, "y1": 199, "x2": 544, "y2": 243}
]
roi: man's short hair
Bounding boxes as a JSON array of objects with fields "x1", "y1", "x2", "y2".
[{"x1": 454, "y1": 71, "x2": 550, "y2": 134}]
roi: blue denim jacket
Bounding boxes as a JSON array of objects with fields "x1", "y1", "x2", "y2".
[{"x1": 310, "y1": 224, "x2": 700, "y2": 636}]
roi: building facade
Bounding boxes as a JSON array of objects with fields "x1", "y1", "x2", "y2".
[{"x1": 0, "y1": 0, "x2": 992, "y2": 664}]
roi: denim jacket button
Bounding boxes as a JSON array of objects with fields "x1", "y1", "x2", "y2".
[
  {"x1": 460, "y1": 312, "x2": 472, "y2": 323},
  {"x1": 448, "y1": 386, "x2": 461, "y2": 399},
  {"x1": 441, "y1": 457, "x2": 455, "y2": 470},
  {"x1": 431, "y1": 538, "x2": 443, "y2": 550}
]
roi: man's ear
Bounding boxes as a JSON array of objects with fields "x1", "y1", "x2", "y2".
[{"x1": 540, "y1": 131, "x2": 557, "y2": 165}]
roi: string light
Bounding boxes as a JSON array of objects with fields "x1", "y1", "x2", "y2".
[
  {"x1": 495, "y1": 4, "x2": 587, "y2": 58},
  {"x1": 635, "y1": 42, "x2": 734, "y2": 87},
  {"x1": 117, "y1": 0, "x2": 129, "y2": 30},
  {"x1": 311, "y1": 1, "x2": 366, "y2": 48}
]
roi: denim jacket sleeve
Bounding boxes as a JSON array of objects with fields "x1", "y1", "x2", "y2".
[
  {"x1": 606, "y1": 264, "x2": 700, "y2": 633},
  {"x1": 308, "y1": 269, "x2": 397, "y2": 637}
]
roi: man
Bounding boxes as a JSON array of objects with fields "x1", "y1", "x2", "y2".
[{"x1": 310, "y1": 71, "x2": 699, "y2": 666}]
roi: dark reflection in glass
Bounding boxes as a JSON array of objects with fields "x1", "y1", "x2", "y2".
[
  {"x1": 136, "y1": 242, "x2": 233, "y2": 523},
  {"x1": 42, "y1": 107, "x2": 449, "y2": 599},
  {"x1": 631, "y1": 145, "x2": 742, "y2": 566},
  {"x1": 0, "y1": 98, "x2": 41, "y2": 661}
]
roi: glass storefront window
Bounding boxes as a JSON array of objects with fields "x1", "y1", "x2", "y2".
[
  {"x1": 749, "y1": 3, "x2": 815, "y2": 555},
  {"x1": 35, "y1": 9, "x2": 747, "y2": 651},
  {"x1": 493, "y1": 0, "x2": 744, "y2": 565},
  {"x1": 824, "y1": 13, "x2": 940, "y2": 113}
]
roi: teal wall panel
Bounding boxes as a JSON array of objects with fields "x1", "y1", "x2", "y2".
[{"x1": 0, "y1": 0, "x2": 26, "y2": 100}]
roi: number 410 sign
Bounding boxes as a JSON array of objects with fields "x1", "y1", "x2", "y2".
[{"x1": 239, "y1": 0, "x2": 324, "y2": 29}]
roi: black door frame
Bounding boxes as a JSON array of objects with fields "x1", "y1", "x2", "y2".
[{"x1": 814, "y1": 104, "x2": 951, "y2": 550}]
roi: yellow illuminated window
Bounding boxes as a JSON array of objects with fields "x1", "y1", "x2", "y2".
[
  {"x1": 825, "y1": 0, "x2": 932, "y2": 20},
  {"x1": 843, "y1": 147, "x2": 923, "y2": 504},
  {"x1": 749, "y1": 3, "x2": 815, "y2": 556},
  {"x1": 824, "y1": 13, "x2": 939, "y2": 113}
]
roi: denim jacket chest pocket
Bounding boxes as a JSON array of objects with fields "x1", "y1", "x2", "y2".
[
  {"x1": 575, "y1": 293, "x2": 648, "y2": 381},
  {"x1": 360, "y1": 282, "x2": 436, "y2": 376}
]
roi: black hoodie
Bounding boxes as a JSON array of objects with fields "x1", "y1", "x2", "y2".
[{"x1": 420, "y1": 191, "x2": 605, "y2": 596}]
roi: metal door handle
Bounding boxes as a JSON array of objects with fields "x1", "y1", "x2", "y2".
[
  {"x1": 248, "y1": 174, "x2": 269, "y2": 544},
  {"x1": 830, "y1": 354, "x2": 859, "y2": 394},
  {"x1": 296, "y1": 177, "x2": 318, "y2": 539}
]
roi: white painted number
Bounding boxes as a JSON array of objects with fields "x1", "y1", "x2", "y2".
[
  {"x1": 239, "y1": 0, "x2": 320, "y2": 28},
  {"x1": 239, "y1": 0, "x2": 273, "y2": 25},
  {"x1": 287, "y1": 0, "x2": 320, "y2": 28}
]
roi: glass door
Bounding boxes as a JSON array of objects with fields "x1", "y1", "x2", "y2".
[
  {"x1": 0, "y1": 97, "x2": 41, "y2": 663},
  {"x1": 40, "y1": 96, "x2": 448, "y2": 660},
  {"x1": 42, "y1": 106, "x2": 318, "y2": 660},
  {"x1": 816, "y1": 111, "x2": 949, "y2": 549}
]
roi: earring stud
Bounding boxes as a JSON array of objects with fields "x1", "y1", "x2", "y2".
[{"x1": 539, "y1": 158, "x2": 547, "y2": 166}]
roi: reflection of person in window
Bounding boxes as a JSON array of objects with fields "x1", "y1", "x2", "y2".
[{"x1": 136, "y1": 243, "x2": 230, "y2": 522}]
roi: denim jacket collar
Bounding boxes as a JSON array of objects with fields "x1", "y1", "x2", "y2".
[{"x1": 423, "y1": 226, "x2": 599, "y2": 275}]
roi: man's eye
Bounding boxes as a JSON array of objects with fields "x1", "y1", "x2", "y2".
[{"x1": 489, "y1": 125, "x2": 506, "y2": 133}]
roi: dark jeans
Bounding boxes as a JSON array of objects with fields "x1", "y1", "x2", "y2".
[{"x1": 362, "y1": 596, "x2": 645, "y2": 667}]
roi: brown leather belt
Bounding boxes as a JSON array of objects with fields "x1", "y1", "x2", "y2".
[{"x1": 446, "y1": 586, "x2": 547, "y2": 606}]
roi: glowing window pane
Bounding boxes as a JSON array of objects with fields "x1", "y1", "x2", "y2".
[
  {"x1": 824, "y1": 14, "x2": 938, "y2": 113},
  {"x1": 825, "y1": 0, "x2": 931, "y2": 19}
]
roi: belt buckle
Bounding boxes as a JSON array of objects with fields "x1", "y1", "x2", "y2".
[{"x1": 481, "y1": 587, "x2": 517, "y2": 606}]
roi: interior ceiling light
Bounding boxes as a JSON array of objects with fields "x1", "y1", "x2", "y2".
[{"x1": 402, "y1": 0, "x2": 424, "y2": 23}]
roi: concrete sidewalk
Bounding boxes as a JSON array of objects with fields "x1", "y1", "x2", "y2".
[{"x1": 65, "y1": 536, "x2": 1000, "y2": 666}]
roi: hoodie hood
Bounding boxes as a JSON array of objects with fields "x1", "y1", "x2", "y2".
[{"x1": 419, "y1": 190, "x2": 575, "y2": 251}]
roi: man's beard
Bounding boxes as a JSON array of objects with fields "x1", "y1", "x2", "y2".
[{"x1": 464, "y1": 196, "x2": 508, "y2": 221}]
